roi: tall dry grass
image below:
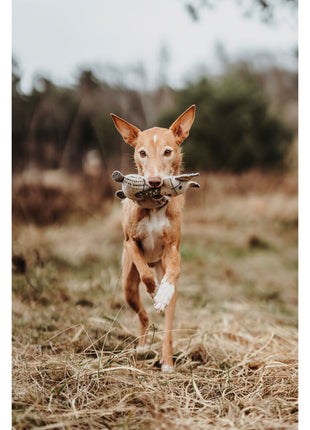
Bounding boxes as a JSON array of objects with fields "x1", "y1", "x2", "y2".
[{"x1": 12, "y1": 170, "x2": 297, "y2": 429}]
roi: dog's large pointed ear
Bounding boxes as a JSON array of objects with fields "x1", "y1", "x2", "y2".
[
  {"x1": 169, "y1": 105, "x2": 196, "y2": 145},
  {"x1": 110, "y1": 114, "x2": 141, "y2": 147}
]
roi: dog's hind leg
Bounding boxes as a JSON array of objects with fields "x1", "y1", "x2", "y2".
[{"x1": 122, "y1": 249, "x2": 150, "y2": 351}]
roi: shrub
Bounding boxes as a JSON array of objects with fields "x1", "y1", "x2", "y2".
[{"x1": 158, "y1": 67, "x2": 294, "y2": 172}]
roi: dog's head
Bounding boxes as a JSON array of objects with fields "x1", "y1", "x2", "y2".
[{"x1": 111, "y1": 105, "x2": 195, "y2": 188}]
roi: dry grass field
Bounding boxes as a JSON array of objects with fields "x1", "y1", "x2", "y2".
[{"x1": 12, "y1": 171, "x2": 298, "y2": 429}]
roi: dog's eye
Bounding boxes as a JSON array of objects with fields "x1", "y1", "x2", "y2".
[
  {"x1": 164, "y1": 149, "x2": 172, "y2": 156},
  {"x1": 139, "y1": 150, "x2": 147, "y2": 157}
]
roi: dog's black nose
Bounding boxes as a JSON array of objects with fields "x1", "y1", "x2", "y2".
[{"x1": 148, "y1": 176, "x2": 162, "y2": 188}]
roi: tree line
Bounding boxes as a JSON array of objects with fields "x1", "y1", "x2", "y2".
[{"x1": 12, "y1": 60, "x2": 297, "y2": 173}]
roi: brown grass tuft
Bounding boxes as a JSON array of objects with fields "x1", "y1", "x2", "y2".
[{"x1": 12, "y1": 169, "x2": 114, "y2": 225}]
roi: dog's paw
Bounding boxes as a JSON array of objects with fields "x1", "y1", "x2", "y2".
[
  {"x1": 146, "y1": 280, "x2": 159, "y2": 300},
  {"x1": 136, "y1": 344, "x2": 150, "y2": 354},
  {"x1": 143, "y1": 271, "x2": 159, "y2": 297},
  {"x1": 161, "y1": 364, "x2": 175, "y2": 373},
  {"x1": 153, "y1": 280, "x2": 175, "y2": 312}
]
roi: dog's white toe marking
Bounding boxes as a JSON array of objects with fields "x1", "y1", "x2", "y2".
[
  {"x1": 136, "y1": 335, "x2": 152, "y2": 354},
  {"x1": 161, "y1": 364, "x2": 174, "y2": 373},
  {"x1": 136, "y1": 345, "x2": 150, "y2": 354},
  {"x1": 153, "y1": 279, "x2": 175, "y2": 312}
]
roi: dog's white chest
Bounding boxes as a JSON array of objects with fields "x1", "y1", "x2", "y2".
[{"x1": 137, "y1": 209, "x2": 170, "y2": 263}]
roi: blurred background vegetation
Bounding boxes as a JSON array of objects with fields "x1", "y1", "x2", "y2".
[{"x1": 12, "y1": 57, "x2": 297, "y2": 174}]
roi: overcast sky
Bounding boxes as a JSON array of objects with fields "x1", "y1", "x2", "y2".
[{"x1": 12, "y1": 0, "x2": 297, "y2": 93}]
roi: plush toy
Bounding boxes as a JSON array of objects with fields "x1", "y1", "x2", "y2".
[
  {"x1": 112, "y1": 170, "x2": 200, "y2": 209},
  {"x1": 137, "y1": 173, "x2": 200, "y2": 198}
]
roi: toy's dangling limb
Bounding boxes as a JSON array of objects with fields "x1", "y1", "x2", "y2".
[
  {"x1": 112, "y1": 170, "x2": 125, "y2": 183},
  {"x1": 174, "y1": 173, "x2": 199, "y2": 181},
  {"x1": 115, "y1": 190, "x2": 126, "y2": 200},
  {"x1": 189, "y1": 181, "x2": 200, "y2": 188}
]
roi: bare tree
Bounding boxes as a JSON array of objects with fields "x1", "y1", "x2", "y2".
[{"x1": 183, "y1": 0, "x2": 297, "y2": 22}]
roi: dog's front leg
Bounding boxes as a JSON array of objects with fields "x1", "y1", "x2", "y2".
[
  {"x1": 162, "y1": 288, "x2": 178, "y2": 371},
  {"x1": 154, "y1": 244, "x2": 181, "y2": 371},
  {"x1": 153, "y1": 244, "x2": 180, "y2": 312},
  {"x1": 124, "y1": 239, "x2": 158, "y2": 296}
]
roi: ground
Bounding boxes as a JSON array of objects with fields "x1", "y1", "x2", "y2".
[{"x1": 12, "y1": 171, "x2": 298, "y2": 429}]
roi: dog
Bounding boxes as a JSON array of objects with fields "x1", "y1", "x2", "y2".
[{"x1": 110, "y1": 105, "x2": 196, "y2": 372}]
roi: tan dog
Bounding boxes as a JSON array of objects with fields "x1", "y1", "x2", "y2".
[{"x1": 111, "y1": 105, "x2": 196, "y2": 372}]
